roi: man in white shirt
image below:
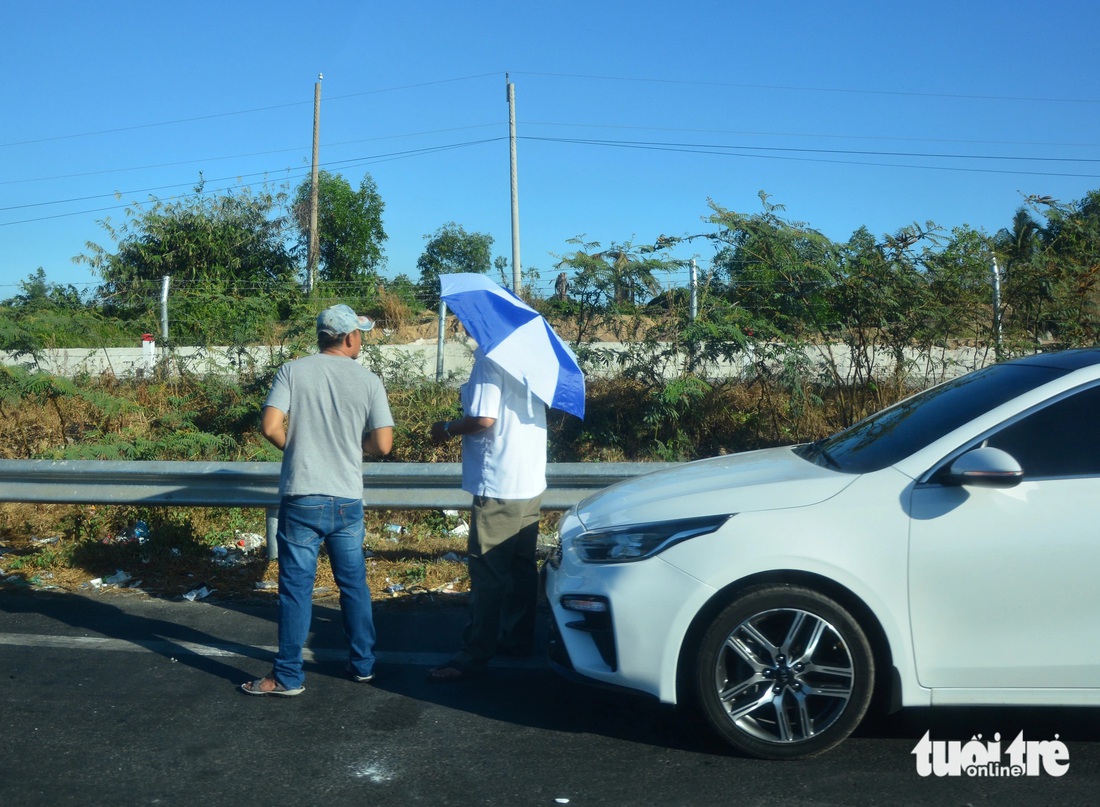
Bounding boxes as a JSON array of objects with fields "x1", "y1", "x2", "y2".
[{"x1": 427, "y1": 348, "x2": 547, "y2": 681}]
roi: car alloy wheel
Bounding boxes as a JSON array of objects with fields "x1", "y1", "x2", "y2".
[{"x1": 694, "y1": 584, "x2": 874, "y2": 759}]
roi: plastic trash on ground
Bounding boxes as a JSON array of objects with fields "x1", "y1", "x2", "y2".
[
  {"x1": 132, "y1": 521, "x2": 150, "y2": 543},
  {"x1": 210, "y1": 544, "x2": 250, "y2": 567},
  {"x1": 235, "y1": 532, "x2": 264, "y2": 552},
  {"x1": 431, "y1": 578, "x2": 460, "y2": 594},
  {"x1": 112, "y1": 520, "x2": 150, "y2": 545},
  {"x1": 183, "y1": 584, "x2": 214, "y2": 602}
]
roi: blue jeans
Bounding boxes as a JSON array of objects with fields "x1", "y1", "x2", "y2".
[{"x1": 273, "y1": 495, "x2": 375, "y2": 689}]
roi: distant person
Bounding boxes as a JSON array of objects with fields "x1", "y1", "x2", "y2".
[
  {"x1": 555, "y1": 272, "x2": 569, "y2": 301},
  {"x1": 241, "y1": 304, "x2": 394, "y2": 696},
  {"x1": 426, "y1": 348, "x2": 547, "y2": 681}
]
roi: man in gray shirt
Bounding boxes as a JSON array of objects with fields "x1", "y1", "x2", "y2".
[{"x1": 241, "y1": 304, "x2": 394, "y2": 696}]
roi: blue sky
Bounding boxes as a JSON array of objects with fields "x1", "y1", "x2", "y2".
[{"x1": 2, "y1": 0, "x2": 1098, "y2": 300}]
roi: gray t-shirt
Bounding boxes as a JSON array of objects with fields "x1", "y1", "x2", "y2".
[{"x1": 264, "y1": 353, "x2": 394, "y2": 500}]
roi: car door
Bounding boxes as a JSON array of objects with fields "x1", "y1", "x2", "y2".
[{"x1": 908, "y1": 383, "x2": 1100, "y2": 692}]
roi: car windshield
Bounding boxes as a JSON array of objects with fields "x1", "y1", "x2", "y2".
[{"x1": 797, "y1": 363, "x2": 1071, "y2": 473}]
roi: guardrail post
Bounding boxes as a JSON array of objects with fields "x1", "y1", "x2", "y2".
[{"x1": 266, "y1": 506, "x2": 279, "y2": 561}]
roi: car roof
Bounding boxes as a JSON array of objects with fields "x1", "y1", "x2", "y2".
[{"x1": 1006, "y1": 348, "x2": 1100, "y2": 371}]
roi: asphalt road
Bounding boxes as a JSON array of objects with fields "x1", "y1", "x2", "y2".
[{"x1": 2, "y1": 589, "x2": 1098, "y2": 807}]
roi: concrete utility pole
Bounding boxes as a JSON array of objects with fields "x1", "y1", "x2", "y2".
[
  {"x1": 307, "y1": 73, "x2": 322, "y2": 295},
  {"x1": 507, "y1": 75, "x2": 522, "y2": 294}
]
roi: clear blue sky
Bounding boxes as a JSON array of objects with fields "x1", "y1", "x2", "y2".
[{"x1": 2, "y1": 0, "x2": 1098, "y2": 300}]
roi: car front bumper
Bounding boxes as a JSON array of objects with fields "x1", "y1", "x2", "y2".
[{"x1": 543, "y1": 543, "x2": 717, "y2": 704}]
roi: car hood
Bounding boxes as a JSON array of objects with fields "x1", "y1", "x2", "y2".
[{"x1": 574, "y1": 446, "x2": 857, "y2": 531}]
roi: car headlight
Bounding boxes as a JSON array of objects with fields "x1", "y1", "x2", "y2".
[{"x1": 572, "y1": 515, "x2": 732, "y2": 563}]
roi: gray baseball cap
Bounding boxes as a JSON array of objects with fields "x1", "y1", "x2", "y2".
[{"x1": 317, "y1": 304, "x2": 375, "y2": 337}]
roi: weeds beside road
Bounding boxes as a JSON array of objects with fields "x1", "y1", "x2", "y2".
[{"x1": 0, "y1": 504, "x2": 542, "y2": 603}]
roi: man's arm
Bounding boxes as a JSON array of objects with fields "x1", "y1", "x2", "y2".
[
  {"x1": 430, "y1": 415, "x2": 495, "y2": 444},
  {"x1": 363, "y1": 426, "x2": 394, "y2": 457},
  {"x1": 261, "y1": 405, "x2": 288, "y2": 451}
]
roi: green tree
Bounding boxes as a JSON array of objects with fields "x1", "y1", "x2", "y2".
[
  {"x1": 1023, "y1": 191, "x2": 1100, "y2": 347},
  {"x1": 993, "y1": 207, "x2": 1047, "y2": 351},
  {"x1": 76, "y1": 179, "x2": 299, "y2": 345},
  {"x1": 0, "y1": 269, "x2": 125, "y2": 355},
  {"x1": 555, "y1": 237, "x2": 666, "y2": 313},
  {"x1": 708, "y1": 194, "x2": 839, "y2": 340},
  {"x1": 5, "y1": 268, "x2": 87, "y2": 311},
  {"x1": 293, "y1": 170, "x2": 387, "y2": 284},
  {"x1": 416, "y1": 223, "x2": 493, "y2": 301},
  {"x1": 920, "y1": 226, "x2": 996, "y2": 359}
]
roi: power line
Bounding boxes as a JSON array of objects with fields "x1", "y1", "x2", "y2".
[
  {"x1": 521, "y1": 119, "x2": 1100, "y2": 151},
  {"x1": 527, "y1": 135, "x2": 1100, "y2": 164},
  {"x1": 0, "y1": 139, "x2": 506, "y2": 226},
  {"x1": 6, "y1": 129, "x2": 1097, "y2": 227},
  {"x1": 10, "y1": 129, "x2": 1098, "y2": 217},
  {"x1": 511, "y1": 70, "x2": 1100, "y2": 105},
  {"x1": 523, "y1": 136, "x2": 1100, "y2": 180},
  {"x1": 0, "y1": 73, "x2": 502, "y2": 149}
]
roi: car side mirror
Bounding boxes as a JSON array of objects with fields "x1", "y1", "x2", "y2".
[{"x1": 943, "y1": 446, "x2": 1024, "y2": 488}]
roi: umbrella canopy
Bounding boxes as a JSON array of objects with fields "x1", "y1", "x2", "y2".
[{"x1": 440, "y1": 273, "x2": 585, "y2": 419}]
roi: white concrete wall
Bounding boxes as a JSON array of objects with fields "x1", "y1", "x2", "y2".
[
  {"x1": 0, "y1": 341, "x2": 478, "y2": 381},
  {"x1": 1, "y1": 340, "x2": 992, "y2": 385}
]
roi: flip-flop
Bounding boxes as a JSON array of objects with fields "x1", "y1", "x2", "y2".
[
  {"x1": 426, "y1": 660, "x2": 486, "y2": 683},
  {"x1": 240, "y1": 677, "x2": 305, "y2": 697}
]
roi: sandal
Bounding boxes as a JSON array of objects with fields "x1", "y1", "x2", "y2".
[
  {"x1": 240, "y1": 676, "x2": 305, "y2": 697},
  {"x1": 426, "y1": 660, "x2": 487, "y2": 683}
]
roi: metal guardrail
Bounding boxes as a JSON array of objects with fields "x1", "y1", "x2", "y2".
[
  {"x1": 0, "y1": 460, "x2": 672, "y2": 510},
  {"x1": 0, "y1": 459, "x2": 675, "y2": 558}
]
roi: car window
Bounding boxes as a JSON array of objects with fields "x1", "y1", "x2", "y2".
[
  {"x1": 984, "y1": 384, "x2": 1100, "y2": 478},
  {"x1": 799, "y1": 363, "x2": 1070, "y2": 473}
]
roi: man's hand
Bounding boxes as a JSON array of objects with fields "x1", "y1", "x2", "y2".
[{"x1": 430, "y1": 420, "x2": 451, "y2": 444}]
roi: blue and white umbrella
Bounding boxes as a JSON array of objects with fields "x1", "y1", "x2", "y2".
[{"x1": 440, "y1": 273, "x2": 585, "y2": 419}]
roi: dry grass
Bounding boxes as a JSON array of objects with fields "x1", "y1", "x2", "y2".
[{"x1": 0, "y1": 502, "x2": 564, "y2": 604}]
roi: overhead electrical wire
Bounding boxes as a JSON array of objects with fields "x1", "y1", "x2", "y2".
[
  {"x1": 3, "y1": 71, "x2": 1097, "y2": 229},
  {"x1": 510, "y1": 70, "x2": 1100, "y2": 105}
]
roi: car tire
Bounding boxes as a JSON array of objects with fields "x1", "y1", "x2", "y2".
[{"x1": 694, "y1": 584, "x2": 874, "y2": 759}]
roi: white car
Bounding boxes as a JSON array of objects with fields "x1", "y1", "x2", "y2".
[{"x1": 544, "y1": 348, "x2": 1100, "y2": 759}]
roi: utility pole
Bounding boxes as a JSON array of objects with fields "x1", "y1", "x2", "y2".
[
  {"x1": 507, "y1": 74, "x2": 522, "y2": 294},
  {"x1": 307, "y1": 73, "x2": 322, "y2": 296}
]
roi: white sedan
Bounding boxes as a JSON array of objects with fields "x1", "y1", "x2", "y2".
[{"x1": 544, "y1": 348, "x2": 1100, "y2": 759}]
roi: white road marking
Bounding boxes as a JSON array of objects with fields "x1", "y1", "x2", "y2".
[{"x1": 0, "y1": 632, "x2": 542, "y2": 667}]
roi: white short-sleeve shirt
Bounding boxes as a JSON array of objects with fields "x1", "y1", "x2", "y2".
[{"x1": 460, "y1": 352, "x2": 547, "y2": 500}]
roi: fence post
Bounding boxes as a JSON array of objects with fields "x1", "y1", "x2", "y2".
[
  {"x1": 436, "y1": 300, "x2": 447, "y2": 382},
  {"x1": 266, "y1": 506, "x2": 279, "y2": 560},
  {"x1": 690, "y1": 259, "x2": 699, "y2": 321},
  {"x1": 160, "y1": 276, "x2": 171, "y2": 370},
  {"x1": 991, "y1": 257, "x2": 1003, "y2": 361}
]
